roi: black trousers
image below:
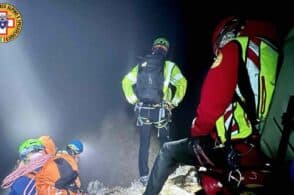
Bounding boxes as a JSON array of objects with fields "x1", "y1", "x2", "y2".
[
  {"x1": 137, "y1": 107, "x2": 170, "y2": 177},
  {"x1": 143, "y1": 138, "x2": 223, "y2": 195}
]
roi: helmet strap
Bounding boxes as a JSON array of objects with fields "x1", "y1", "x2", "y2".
[{"x1": 66, "y1": 146, "x2": 78, "y2": 156}]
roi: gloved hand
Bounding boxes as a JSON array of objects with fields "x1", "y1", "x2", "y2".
[
  {"x1": 188, "y1": 135, "x2": 212, "y2": 151},
  {"x1": 165, "y1": 101, "x2": 174, "y2": 111},
  {"x1": 188, "y1": 135, "x2": 215, "y2": 167},
  {"x1": 188, "y1": 137, "x2": 200, "y2": 150}
]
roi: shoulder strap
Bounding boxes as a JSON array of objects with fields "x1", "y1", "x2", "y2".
[{"x1": 234, "y1": 40, "x2": 259, "y2": 133}]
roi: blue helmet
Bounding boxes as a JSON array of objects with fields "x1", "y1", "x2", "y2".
[{"x1": 66, "y1": 139, "x2": 83, "y2": 155}]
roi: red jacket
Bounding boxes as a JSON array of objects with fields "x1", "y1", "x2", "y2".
[
  {"x1": 191, "y1": 19, "x2": 280, "y2": 138},
  {"x1": 191, "y1": 42, "x2": 239, "y2": 137}
]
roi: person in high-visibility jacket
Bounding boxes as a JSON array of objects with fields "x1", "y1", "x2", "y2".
[
  {"x1": 122, "y1": 37, "x2": 187, "y2": 185},
  {"x1": 143, "y1": 17, "x2": 281, "y2": 195}
]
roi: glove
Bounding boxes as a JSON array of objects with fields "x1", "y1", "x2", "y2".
[
  {"x1": 188, "y1": 137, "x2": 200, "y2": 149},
  {"x1": 165, "y1": 101, "x2": 174, "y2": 111},
  {"x1": 188, "y1": 135, "x2": 212, "y2": 151},
  {"x1": 188, "y1": 136, "x2": 215, "y2": 167}
]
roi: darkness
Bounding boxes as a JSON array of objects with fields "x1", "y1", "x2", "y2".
[{"x1": 0, "y1": 0, "x2": 293, "y2": 193}]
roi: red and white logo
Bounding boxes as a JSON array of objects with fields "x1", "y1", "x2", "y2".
[{"x1": 0, "y1": 3, "x2": 22, "y2": 43}]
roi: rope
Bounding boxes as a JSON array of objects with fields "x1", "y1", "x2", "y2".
[
  {"x1": 1, "y1": 154, "x2": 53, "y2": 189},
  {"x1": 135, "y1": 102, "x2": 171, "y2": 128}
]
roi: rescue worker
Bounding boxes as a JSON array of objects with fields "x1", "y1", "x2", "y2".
[
  {"x1": 1, "y1": 138, "x2": 52, "y2": 195},
  {"x1": 122, "y1": 37, "x2": 187, "y2": 184},
  {"x1": 143, "y1": 17, "x2": 281, "y2": 195},
  {"x1": 35, "y1": 139, "x2": 84, "y2": 195}
]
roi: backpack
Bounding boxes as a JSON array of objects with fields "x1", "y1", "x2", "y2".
[
  {"x1": 135, "y1": 54, "x2": 165, "y2": 104},
  {"x1": 35, "y1": 153, "x2": 81, "y2": 195}
]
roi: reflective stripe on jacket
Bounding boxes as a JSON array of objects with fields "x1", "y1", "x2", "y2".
[
  {"x1": 9, "y1": 173, "x2": 37, "y2": 195},
  {"x1": 216, "y1": 37, "x2": 279, "y2": 143},
  {"x1": 122, "y1": 60, "x2": 187, "y2": 107}
]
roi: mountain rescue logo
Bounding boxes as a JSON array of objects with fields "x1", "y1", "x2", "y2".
[{"x1": 0, "y1": 3, "x2": 23, "y2": 43}]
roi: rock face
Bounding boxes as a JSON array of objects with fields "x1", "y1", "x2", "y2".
[{"x1": 86, "y1": 165, "x2": 202, "y2": 195}]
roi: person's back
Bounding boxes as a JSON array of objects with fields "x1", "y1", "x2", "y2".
[
  {"x1": 122, "y1": 37, "x2": 187, "y2": 109},
  {"x1": 35, "y1": 153, "x2": 80, "y2": 195},
  {"x1": 1, "y1": 138, "x2": 52, "y2": 195},
  {"x1": 192, "y1": 17, "x2": 281, "y2": 193},
  {"x1": 135, "y1": 53, "x2": 165, "y2": 105},
  {"x1": 35, "y1": 139, "x2": 83, "y2": 195},
  {"x1": 122, "y1": 37, "x2": 187, "y2": 184},
  {"x1": 196, "y1": 17, "x2": 280, "y2": 143}
]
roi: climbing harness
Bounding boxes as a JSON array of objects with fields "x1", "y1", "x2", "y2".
[{"x1": 134, "y1": 101, "x2": 172, "y2": 137}]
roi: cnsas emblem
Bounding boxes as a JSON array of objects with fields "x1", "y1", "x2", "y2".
[{"x1": 0, "y1": 3, "x2": 22, "y2": 43}]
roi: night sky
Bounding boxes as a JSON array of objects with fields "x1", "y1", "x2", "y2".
[{"x1": 0, "y1": 0, "x2": 293, "y2": 193}]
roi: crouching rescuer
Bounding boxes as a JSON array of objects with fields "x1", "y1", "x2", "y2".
[{"x1": 143, "y1": 16, "x2": 281, "y2": 195}]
